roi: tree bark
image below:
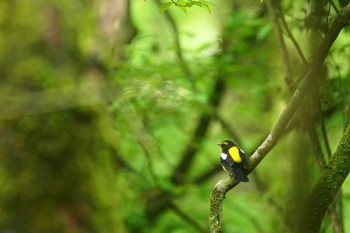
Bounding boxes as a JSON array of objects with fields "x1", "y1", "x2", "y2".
[{"x1": 297, "y1": 125, "x2": 350, "y2": 232}]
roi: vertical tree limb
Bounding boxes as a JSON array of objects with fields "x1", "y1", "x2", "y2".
[{"x1": 297, "y1": 124, "x2": 350, "y2": 233}]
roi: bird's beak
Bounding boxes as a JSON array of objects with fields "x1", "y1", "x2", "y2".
[{"x1": 218, "y1": 143, "x2": 222, "y2": 147}]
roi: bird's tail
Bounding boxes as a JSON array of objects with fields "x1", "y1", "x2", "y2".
[{"x1": 233, "y1": 164, "x2": 249, "y2": 182}]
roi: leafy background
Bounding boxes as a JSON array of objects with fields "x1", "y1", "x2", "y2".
[{"x1": 0, "y1": 0, "x2": 349, "y2": 232}]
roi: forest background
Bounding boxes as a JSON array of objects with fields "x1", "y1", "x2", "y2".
[{"x1": 0, "y1": 0, "x2": 349, "y2": 232}]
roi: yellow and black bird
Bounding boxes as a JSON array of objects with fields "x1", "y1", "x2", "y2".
[{"x1": 218, "y1": 140, "x2": 249, "y2": 182}]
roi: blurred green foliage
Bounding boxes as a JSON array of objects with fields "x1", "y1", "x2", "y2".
[
  {"x1": 0, "y1": 0, "x2": 124, "y2": 232},
  {"x1": 0, "y1": 0, "x2": 349, "y2": 232}
]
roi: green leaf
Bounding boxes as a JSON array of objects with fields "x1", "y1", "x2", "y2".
[
  {"x1": 201, "y1": 3, "x2": 211, "y2": 14},
  {"x1": 177, "y1": 0, "x2": 187, "y2": 6},
  {"x1": 159, "y1": 2, "x2": 173, "y2": 13}
]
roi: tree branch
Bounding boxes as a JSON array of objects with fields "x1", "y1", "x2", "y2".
[
  {"x1": 209, "y1": 3, "x2": 350, "y2": 232},
  {"x1": 249, "y1": 1, "x2": 350, "y2": 175}
]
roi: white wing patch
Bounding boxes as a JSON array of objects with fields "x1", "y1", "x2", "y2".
[
  {"x1": 220, "y1": 153, "x2": 228, "y2": 160},
  {"x1": 239, "y1": 148, "x2": 245, "y2": 154}
]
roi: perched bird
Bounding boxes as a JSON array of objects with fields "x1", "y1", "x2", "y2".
[{"x1": 218, "y1": 140, "x2": 249, "y2": 182}]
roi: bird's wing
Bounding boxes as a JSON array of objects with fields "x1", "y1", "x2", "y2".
[
  {"x1": 238, "y1": 148, "x2": 247, "y2": 161},
  {"x1": 238, "y1": 148, "x2": 249, "y2": 168},
  {"x1": 221, "y1": 153, "x2": 235, "y2": 166}
]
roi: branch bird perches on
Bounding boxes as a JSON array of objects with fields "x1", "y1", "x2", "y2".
[{"x1": 209, "y1": 3, "x2": 350, "y2": 233}]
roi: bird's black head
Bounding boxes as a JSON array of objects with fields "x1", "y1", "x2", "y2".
[{"x1": 218, "y1": 140, "x2": 236, "y2": 150}]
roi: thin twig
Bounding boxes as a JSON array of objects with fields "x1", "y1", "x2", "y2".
[
  {"x1": 279, "y1": 7, "x2": 308, "y2": 65},
  {"x1": 329, "y1": 0, "x2": 340, "y2": 14},
  {"x1": 154, "y1": 0, "x2": 193, "y2": 86},
  {"x1": 265, "y1": 0, "x2": 293, "y2": 87}
]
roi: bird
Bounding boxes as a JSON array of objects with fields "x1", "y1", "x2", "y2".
[{"x1": 218, "y1": 140, "x2": 249, "y2": 182}]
